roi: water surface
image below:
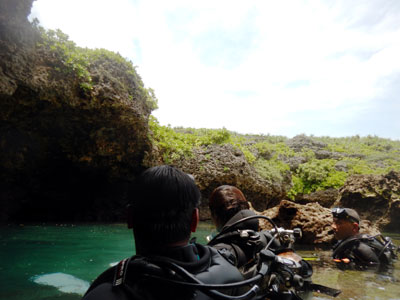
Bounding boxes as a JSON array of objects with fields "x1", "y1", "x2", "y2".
[{"x1": 0, "y1": 224, "x2": 399, "y2": 300}]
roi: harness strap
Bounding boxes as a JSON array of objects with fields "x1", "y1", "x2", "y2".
[
  {"x1": 208, "y1": 231, "x2": 242, "y2": 246},
  {"x1": 113, "y1": 257, "x2": 132, "y2": 287},
  {"x1": 332, "y1": 234, "x2": 369, "y2": 258}
]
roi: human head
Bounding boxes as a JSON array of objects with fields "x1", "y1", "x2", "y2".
[
  {"x1": 331, "y1": 207, "x2": 360, "y2": 240},
  {"x1": 209, "y1": 185, "x2": 250, "y2": 231},
  {"x1": 129, "y1": 165, "x2": 201, "y2": 253}
]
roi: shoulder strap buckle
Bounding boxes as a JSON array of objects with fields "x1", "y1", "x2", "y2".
[{"x1": 113, "y1": 257, "x2": 132, "y2": 287}]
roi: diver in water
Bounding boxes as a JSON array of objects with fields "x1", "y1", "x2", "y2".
[
  {"x1": 331, "y1": 207, "x2": 398, "y2": 273},
  {"x1": 82, "y1": 166, "x2": 244, "y2": 300},
  {"x1": 207, "y1": 185, "x2": 314, "y2": 299},
  {"x1": 207, "y1": 185, "x2": 279, "y2": 269}
]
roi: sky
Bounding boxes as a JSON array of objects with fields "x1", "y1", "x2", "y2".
[{"x1": 29, "y1": 0, "x2": 400, "y2": 140}]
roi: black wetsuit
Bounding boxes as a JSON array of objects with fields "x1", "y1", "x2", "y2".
[
  {"x1": 208, "y1": 209, "x2": 313, "y2": 299},
  {"x1": 208, "y1": 209, "x2": 285, "y2": 279},
  {"x1": 82, "y1": 243, "x2": 244, "y2": 300},
  {"x1": 332, "y1": 234, "x2": 381, "y2": 271}
]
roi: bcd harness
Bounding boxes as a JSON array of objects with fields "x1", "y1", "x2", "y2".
[
  {"x1": 332, "y1": 233, "x2": 398, "y2": 267},
  {"x1": 208, "y1": 229, "x2": 266, "y2": 268}
]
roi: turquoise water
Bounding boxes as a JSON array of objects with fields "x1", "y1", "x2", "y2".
[
  {"x1": 299, "y1": 233, "x2": 400, "y2": 300},
  {"x1": 0, "y1": 224, "x2": 399, "y2": 300}
]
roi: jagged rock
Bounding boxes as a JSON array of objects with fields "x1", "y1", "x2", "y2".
[
  {"x1": 172, "y1": 144, "x2": 288, "y2": 219},
  {"x1": 334, "y1": 161, "x2": 348, "y2": 172},
  {"x1": 285, "y1": 156, "x2": 308, "y2": 171},
  {"x1": 258, "y1": 200, "x2": 380, "y2": 245},
  {"x1": 335, "y1": 171, "x2": 400, "y2": 231},
  {"x1": 295, "y1": 188, "x2": 338, "y2": 208},
  {"x1": 0, "y1": 0, "x2": 152, "y2": 222},
  {"x1": 314, "y1": 149, "x2": 343, "y2": 160},
  {"x1": 286, "y1": 134, "x2": 327, "y2": 153},
  {"x1": 286, "y1": 135, "x2": 345, "y2": 161}
]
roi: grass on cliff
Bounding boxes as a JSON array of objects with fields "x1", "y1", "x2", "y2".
[
  {"x1": 149, "y1": 119, "x2": 400, "y2": 197},
  {"x1": 33, "y1": 23, "x2": 157, "y2": 111},
  {"x1": 30, "y1": 22, "x2": 400, "y2": 198},
  {"x1": 149, "y1": 116, "x2": 255, "y2": 164}
]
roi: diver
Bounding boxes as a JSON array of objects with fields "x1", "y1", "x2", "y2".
[
  {"x1": 331, "y1": 207, "x2": 398, "y2": 273},
  {"x1": 207, "y1": 185, "x2": 315, "y2": 299},
  {"x1": 82, "y1": 166, "x2": 245, "y2": 300},
  {"x1": 207, "y1": 185, "x2": 274, "y2": 269}
]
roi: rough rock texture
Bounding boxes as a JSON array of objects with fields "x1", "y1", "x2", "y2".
[
  {"x1": 285, "y1": 134, "x2": 358, "y2": 162},
  {"x1": 258, "y1": 200, "x2": 380, "y2": 245},
  {"x1": 335, "y1": 171, "x2": 400, "y2": 231},
  {"x1": 295, "y1": 188, "x2": 339, "y2": 208},
  {"x1": 286, "y1": 134, "x2": 327, "y2": 153},
  {"x1": 172, "y1": 144, "x2": 288, "y2": 220},
  {"x1": 0, "y1": 0, "x2": 152, "y2": 222}
]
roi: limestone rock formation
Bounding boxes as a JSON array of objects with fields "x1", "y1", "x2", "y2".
[
  {"x1": 258, "y1": 200, "x2": 380, "y2": 245},
  {"x1": 173, "y1": 144, "x2": 288, "y2": 219},
  {"x1": 335, "y1": 171, "x2": 400, "y2": 231},
  {"x1": 0, "y1": 0, "x2": 153, "y2": 222},
  {"x1": 285, "y1": 134, "x2": 327, "y2": 153},
  {"x1": 295, "y1": 188, "x2": 338, "y2": 208}
]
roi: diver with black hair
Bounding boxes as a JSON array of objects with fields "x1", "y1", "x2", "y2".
[
  {"x1": 82, "y1": 171, "x2": 341, "y2": 300},
  {"x1": 331, "y1": 207, "x2": 398, "y2": 273},
  {"x1": 82, "y1": 165, "x2": 245, "y2": 300}
]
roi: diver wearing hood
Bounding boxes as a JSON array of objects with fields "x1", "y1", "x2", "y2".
[{"x1": 82, "y1": 166, "x2": 244, "y2": 300}]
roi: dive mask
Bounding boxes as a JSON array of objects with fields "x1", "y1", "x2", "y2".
[{"x1": 331, "y1": 207, "x2": 360, "y2": 224}]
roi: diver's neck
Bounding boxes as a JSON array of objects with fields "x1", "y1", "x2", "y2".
[{"x1": 135, "y1": 238, "x2": 190, "y2": 256}]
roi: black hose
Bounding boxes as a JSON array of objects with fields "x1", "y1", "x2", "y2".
[
  {"x1": 148, "y1": 256, "x2": 266, "y2": 288},
  {"x1": 144, "y1": 257, "x2": 264, "y2": 300},
  {"x1": 212, "y1": 215, "x2": 279, "y2": 241}
]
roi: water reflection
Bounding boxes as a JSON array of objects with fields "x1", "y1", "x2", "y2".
[
  {"x1": 0, "y1": 224, "x2": 398, "y2": 300},
  {"x1": 297, "y1": 248, "x2": 400, "y2": 300}
]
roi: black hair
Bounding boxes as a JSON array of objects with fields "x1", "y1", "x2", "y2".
[{"x1": 131, "y1": 165, "x2": 201, "y2": 249}]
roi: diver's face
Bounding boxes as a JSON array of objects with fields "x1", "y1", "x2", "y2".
[{"x1": 332, "y1": 218, "x2": 357, "y2": 240}]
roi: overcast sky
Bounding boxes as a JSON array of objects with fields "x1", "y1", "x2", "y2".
[{"x1": 30, "y1": 0, "x2": 400, "y2": 140}]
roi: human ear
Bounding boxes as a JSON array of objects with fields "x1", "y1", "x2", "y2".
[
  {"x1": 352, "y1": 222, "x2": 359, "y2": 233},
  {"x1": 191, "y1": 208, "x2": 199, "y2": 232}
]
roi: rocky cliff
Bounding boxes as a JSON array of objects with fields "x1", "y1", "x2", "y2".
[
  {"x1": 1, "y1": 1, "x2": 399, "y2": 241},
  {"x1": 172, "y1": 144, "x2": 288, "y2": 219},
  {"x1": 335, "y1": 171, "x2": 400, "y2": 231},
  {"x1": 0, "y1": 0, "x2": 154, "y2": 222}
]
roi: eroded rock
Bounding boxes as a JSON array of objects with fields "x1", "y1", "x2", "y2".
[
  {"x1": 258, "y1": 200, "x2": 380, "y2": 245},
  {"x1": 295, "y1": 188, "x2": 338, "y2": 208},
  {"x1": 335, "y1": 171, "x2": 400, "y2": 230},
  {"x1": 173, "y1": 144, "x2": 288, "y2": 219},
  {"x1": 0, "y1": 0, "x2": 152, "y2": 222}
]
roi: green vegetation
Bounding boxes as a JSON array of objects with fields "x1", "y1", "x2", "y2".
[
  {"x1": 149, "y1": 117, "x2": 254, "y2": 164},
  {"x1": 34, "y1": 25, "x2": 157, "y2": 110},
  {"x1": 30, "y1": 22, "x2": 400, "y2": 198},
  {"x1": 149, "y1": 119, "x2": 400, "y2": 197},
  {"x1": 287, "y1": 159, "x2": 348, "y2": 198}
]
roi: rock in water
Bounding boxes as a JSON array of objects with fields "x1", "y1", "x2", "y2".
[{"x1": 30, "y1": 272, "x2": 90, "y2": 295}]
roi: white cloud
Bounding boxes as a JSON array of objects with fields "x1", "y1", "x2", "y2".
[{"x1": 30, "y1": 0, "x2": 400, "y2": 139}]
